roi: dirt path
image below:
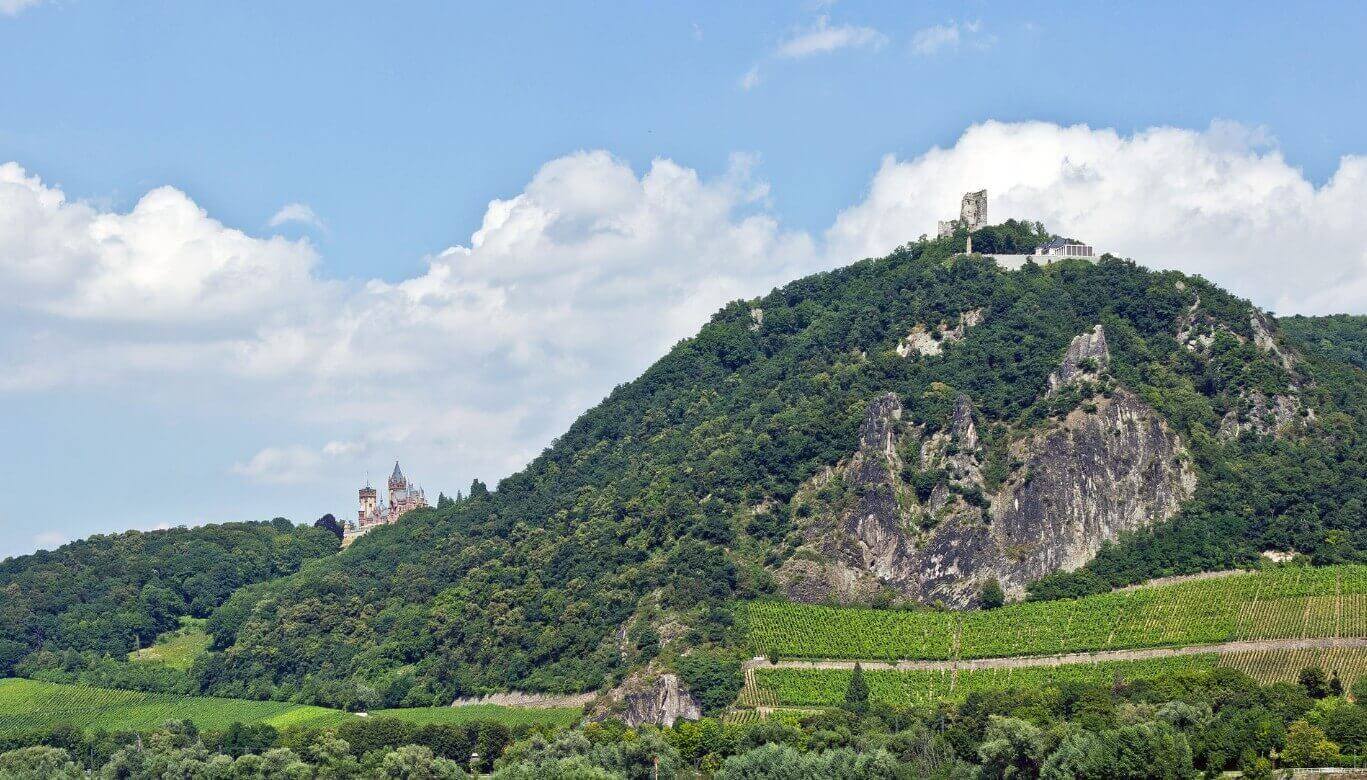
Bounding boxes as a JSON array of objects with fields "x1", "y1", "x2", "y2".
[{"x1": 748, "y1": 636, "x2": 1367, "y2": 674}]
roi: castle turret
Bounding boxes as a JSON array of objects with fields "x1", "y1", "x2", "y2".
[{"x1": 358, "y1": 484, "x2": 377, "y2": 523}]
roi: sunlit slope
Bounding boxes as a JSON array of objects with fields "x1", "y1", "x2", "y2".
[{"x1": 741, "y1": 565, "x2": 1367, "y2": 661}]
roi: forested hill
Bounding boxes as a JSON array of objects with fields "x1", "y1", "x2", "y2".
[
  {"x1": 0, "y1": 520, "x2": 338, "y2": 677},
  {"x1": 1283, "y1": 314, "x2": 1367, "y2": 370},
  {"x1": 179, "y1": 224, "x2": 1363, "y2": 710}
]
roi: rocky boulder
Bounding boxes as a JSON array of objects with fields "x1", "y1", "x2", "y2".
[{"x1": 590, "y1": 669, "x2": 702, "y2": 728}]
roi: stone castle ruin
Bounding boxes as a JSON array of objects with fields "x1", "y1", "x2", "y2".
[
  {"x1": 937, "y1": 189, "x2": 988, "y2": 238},
  {"x1": 936, "y1": 190, "x2": 1097, "y2": 268}
]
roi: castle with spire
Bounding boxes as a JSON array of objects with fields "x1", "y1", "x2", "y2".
[{"x1": 346, "y1": 462, "x2": 428, "y2": 540}]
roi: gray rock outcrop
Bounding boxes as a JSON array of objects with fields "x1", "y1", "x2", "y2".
[
  {"x1": 897, "y1": 309, "x2": 985, "y2": 357},
  {"x1": 590, "y1": 669, "x2": 702, "y2": 727},
  {"x1": 1049, "y1": 324, "x2": 1109, "y2": 391},
  {"x1": 783, "y1": 325, "x2": 1196, "y2": 607}
]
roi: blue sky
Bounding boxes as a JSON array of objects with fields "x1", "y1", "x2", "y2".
[{"x1": 2, "y1": 1, "x2": 1365, "y2": 559}]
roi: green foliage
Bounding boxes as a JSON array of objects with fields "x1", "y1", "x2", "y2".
[
  {"x1": 128, "y1": 617, "x2": 211, "y2": 671},
  {"x1": 842, "y1": 664, "x2": 869, "y2": 714},
  {"x1": 12, "y1": 230, "x2": 1364, "y2": 712},
  {"x1": 1299, "y1": 666, "x2": 1330, "y2": 698},
  {"x1": 0, "y1": 678, "x2": 574, "y2": 735},
  {"x1": 754, "y1": 657, "x2": 1216, "y2": 708},
  {"x1": 1282, "y1": 719, "x2": 1342, "y2": 768},
  {"x1": 742, "y1": 565, "x2": 1367, "y2": 662},
  {"x1": 979, "y1": 578, "x2": 1005, "y2": 610},
  {"x1": 676, "y1": 651, "x2": 743, "y2": 716},
  {"x1": 1282, "y1": 314, "x2": 1367, "y2": 370},
  {"x1": 0, "y1": 745, "x2": 83, "y2": 779},
  {"x1": 0, "y1": 520, "x2": 337, "y2": 675},
  {"x1": 0, "y1": 665, "x2": 1363, "y2": 778}
]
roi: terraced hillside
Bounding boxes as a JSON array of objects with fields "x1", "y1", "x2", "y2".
[
  {"x1": 741, "y1": 565, "x2": 1367, "y2": 662},
  {"x1": 753, "y1": 656, "x2": 1219, "y2": 708},
  {"x1": 0, "y1": 679, "x2": 582, "y2": 733},
  {"x1": 734, "y1": 565, "x2": 1367, "y2": 715}
]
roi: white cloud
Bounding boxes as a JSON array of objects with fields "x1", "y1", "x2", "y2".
[
  {"x1": 0, "y1": 0, "x2": 44, "y2": 16},
  {"x1": 911, "y1": 20, "x2": 989, "y2": 56},
  {"x1": 269, "y1": 202, "x2": 326, "y2": 231},
  {"x1": 775, "y1": 15, "x2": 887, "y2": 59},
  {"x1": 0, "y1": 163, "x2": 322, "y2": 324},
  {"x1": 3, "y1": 121, "x2": 1366, "y2": 520},
  {"x1": 231, "y1": 446, "x2": 325, "y2": 485},
  {"x1": 826, "y1": 120, "x2": 1367, "y2": 315},
  {"x1": 739, "y1": 65, "x2": 762, "y2": 91},
  {"x1": 741, "y1": 14, "x2": 886, "y2": 89},
  {"x1": 32, "y1": 531, "x2": 66, "y2": 550}
]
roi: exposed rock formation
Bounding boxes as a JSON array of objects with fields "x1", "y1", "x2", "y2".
[
  {"x1": 1220, "y1": 390, "x2": 1311, "y2": 439},
  {"x1": 897, "y1": 309, "x2": 985, "y2": 357},
  {"x1": 783, "y1": 325, "x2": 1197, "y2": 607},
  {"x1": 590, "y1": 668, "x2": 701, "y2": 727},
  {"x1": 1250, "y1": 311, "x2": 1295, "y2": 371},
  {"x1": 1049, "y1": 324, "x2": 1109, "y2": 391}
]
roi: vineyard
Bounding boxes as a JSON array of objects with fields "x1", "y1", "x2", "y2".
[
  {"x1": 740, "y1": 565, "x2": 1367, "y2": 661},
  {"x1": 370, "y1": 704, "x2": 582, "y2": 727},
  {"x1": 0, "y1": 679, "x2": 583, "y2": 733},
  {"x1": 751, "y1": 656, "x2": 1219, "y2": 708},
  {"x1": 1219, "y1": 647, "x2": 1367, "y2": 687}
]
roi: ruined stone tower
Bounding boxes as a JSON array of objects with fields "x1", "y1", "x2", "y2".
[{"x1": 937, "y1": 189, "x2": 988, "y2": 238}]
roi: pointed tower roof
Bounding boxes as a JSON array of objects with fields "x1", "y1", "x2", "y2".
[{"x1": 390, "y1": 461, "x2": 404, "y2": 482}]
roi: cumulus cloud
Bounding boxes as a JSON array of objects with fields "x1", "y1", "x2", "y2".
[
  {"x1": 775, "y1": 15, "x2": 887, "y2": 59},
  {"x1": 269, "y1": 202, "x2": 326, "y2": 231},
  {"x1": 3, "y1": 121, "x2": 1365, "y2": 523},
  {"x1": 911, "y1": 20, "x2": 989, "y2": 56},
  {"x1": 0, "y1": 163, "x2": 322, "y2": 324},
  {"x1": 826, "y1": 120, "x2": 1367, "y2": 315}
]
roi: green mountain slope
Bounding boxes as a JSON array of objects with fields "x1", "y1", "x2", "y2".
[
  {"x1": 0, "y1": 520, "x2": 338, "y2": 679},
  {"x1": 190, "y1": 227, "x2": 1364, "y2": 709}
]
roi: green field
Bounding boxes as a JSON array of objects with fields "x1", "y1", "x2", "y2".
[
  {"x1": 753, "y1": 656, "x2": 1219, "y2": 708},
  {"x1": 371, "y1": 704, "x2": 581, "y2": 727},
  {"x1": 0, "y1": 679, "x2": 582, "y2": 733},
  {"x1": 0, "y1": 678, "x2": 346, "y2": 733},
  {"x1": 741, "y1": 565, "x2": 1367, "y2": 661},
  {"x1": 129, "y1": 617, "x2": 212, "y2": 670}
]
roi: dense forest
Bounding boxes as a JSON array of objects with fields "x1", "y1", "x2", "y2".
[
  {"x1": 1282, "y1": 314, "x2": 1367, "y2": 370},
  {"x1": 2, "y1": 664, "x2": 1365, "y2": 778},
  {"x1": 164, "y1": 225, "x2": 1363, "y2": 708},
  {"x1": 0, "y1": 521, "x2": 337, "y2": 680}
]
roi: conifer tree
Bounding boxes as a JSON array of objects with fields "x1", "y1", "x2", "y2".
[{"x1": 844, "y1": 662, "x2": 870, "y2": 714}]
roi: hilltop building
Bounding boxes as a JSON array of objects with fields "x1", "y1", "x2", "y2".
[
  {"x1": 936, "y1": 190, "x2": 1097, "y2": 269},
  {"x1": 346, "y1": 462, "x2": 427, "y2": 540},
  {"x1": 1034, "y1": 237, "x2": 1095, "y2": 259},
  {"x1": 937, "y1": 189, "x2": 988, "y2": 239}
]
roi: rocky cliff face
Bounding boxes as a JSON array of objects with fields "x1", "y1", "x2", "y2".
[
  {"x1": 782, "y1": 324, "x2": 1197, "y2": 607},
  {"x1": 590, "y1": 668, "x2": 702, "y2": 727}
]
